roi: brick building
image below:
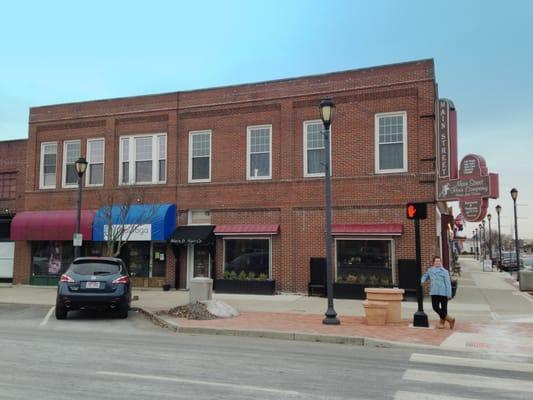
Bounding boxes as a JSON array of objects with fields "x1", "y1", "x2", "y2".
[{"x1": 9, "y1": 59, "x2": 452, "y2": 295}]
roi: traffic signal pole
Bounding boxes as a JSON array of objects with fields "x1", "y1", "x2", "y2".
[{"x1": 413, "y1": 218, "x2": 429, "y2": 327}]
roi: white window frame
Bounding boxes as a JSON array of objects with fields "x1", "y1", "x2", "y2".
[
  {"x1": 119, "y1": 133, "x2": 167, "y2": 185},
  {"x1": 222, "y1": 236, "x2": 272, "y2": 279},
  {"x1": 188, "y1": 130, "x2": 212, "y2": 183},
  {"x1": 334, "y1": 237, "x2": 396, "y2": 284},
  {"x1": 187, "y1": 209, "x2": 212, "y2": 225},
  {"x1": 303, "y1": 120, "x2": 332, "y2": 177},
  {"x1": 86, "y1": 138, "x2": 105, "y2": 187},
  {"x1": 39, "y1": 142, "x2": 57, "y2": 189},
  {"x1": 374, "y1": 111, "x2": 408, "y2": 174},
  {"x1": 61, "y1": 140, "x2": 81, "y2": 188},
  {"x1": 246, "y1": 124, "x2": 272, "y2": 180}
]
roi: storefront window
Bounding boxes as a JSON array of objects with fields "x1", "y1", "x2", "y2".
[
  {"x1": 336, "y1": 239, "x2": 392, "y2": 286},
  {"x1": 32, "y1": 241, "x2": 74, "y2": 276},
  {"x1": 224, "y1": 238, "x2": 270, "y2": 278}
]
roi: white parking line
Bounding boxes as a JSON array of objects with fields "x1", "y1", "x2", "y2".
[
  {"x1": 96, "y1": 371, "x2": 300, "y2": 396},
  {"x1": 39, "y1": 306, "x2": 55, "y2": 327}
]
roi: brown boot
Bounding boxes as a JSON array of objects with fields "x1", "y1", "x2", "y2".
[
  {"x1": 437, "y1": 319, "x2": 445, "y2": 329},
  {"x1": 445, "y1": 315, "x2": 456, "y2": 329}
]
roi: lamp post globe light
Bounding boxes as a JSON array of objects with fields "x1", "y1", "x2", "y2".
[
  {"x1": 319, "y1": 97, "x2": 340, "y2": 325},
  {"x1": 74, "y1": 157, "x2": 88, "y2": 260},
  {"x1": 510, "y1": 188, "x2": 520, "y2": 280},
  {"x1": 496, "y1": 205, "x2": 502, "y2": 271},
  {"x1": 487, "y1": 213, "x2": 492, "y2": 264}
]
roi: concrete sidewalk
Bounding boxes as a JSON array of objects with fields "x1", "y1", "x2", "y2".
[{"x1": 2, "y1": 257, "x2": 533, "y2": 355}]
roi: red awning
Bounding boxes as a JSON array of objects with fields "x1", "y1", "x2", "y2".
[
  {"x1": 214, "y1": 224, "x2": 279, "y2": 235},
  {"x1": 11, "y1": 210, "x2": 96, "y2": 241},
  {"x1": 332, "y1": 224, "x2": 403, "y2": 236}
]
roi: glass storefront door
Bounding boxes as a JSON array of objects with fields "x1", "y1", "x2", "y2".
[{"x1": 188, "y1": 244, "x2": 211, "y2": 287}]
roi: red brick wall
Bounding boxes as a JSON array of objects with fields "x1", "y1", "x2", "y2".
[
  {"x1": 15, "y1": 59, "x2": 440, "y2": 291},
  {"x1": 0, "y1": 139, "x2": 27, "y2": 212}
]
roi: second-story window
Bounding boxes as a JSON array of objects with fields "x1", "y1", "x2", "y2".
[
  {"x1": 189, "y1": 131, "x2": 211, "y2": 183},
  {"x1": 375, "y1": 112, "x2": 407, "y2": 173},
  {"x1": 304, "y1": 120, "x2": 330, "y2": 177},
  {"x1": 87, "y1": 138, "x2": 105, "y2": 186},
  {"x1": 119, "y1": 133, "x2": 167, "y2": 185},
  {"x1": 247, "y1": 125, "x2": 271, "y2": 180},
  {"x1": 40, "y1": 142, "x2": 57, "y2": 189},
  {"x1": 62, "y1": 140, "x2": 80, "y2": 187}
]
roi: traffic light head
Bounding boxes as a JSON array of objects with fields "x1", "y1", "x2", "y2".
[{"x1": 406, "y1": 202, "x2": 427, "y2": 220}]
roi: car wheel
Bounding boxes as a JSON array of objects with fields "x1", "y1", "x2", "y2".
[
  {"x1": 117, "y1": 302, "x2": 129, "y2": 319},
  {"x1": 55, "y1": 302, "x2": 68, "y2": 320}
]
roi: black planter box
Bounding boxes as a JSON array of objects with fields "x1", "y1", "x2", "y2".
[
  {"x1": 333, "y1": 283, "x2": 393, "y2": 299},
  {"x1": 333, "y1": 283, "x2": 367, "y2": 299},
  {"x1": 214, "y1": 279, "x2": 276, "y2": 295}
]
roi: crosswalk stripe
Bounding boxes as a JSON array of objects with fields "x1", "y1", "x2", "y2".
[
  {"x1": 403, "y1": 369, "x2": 533, "y2": 393},
  {"x1": 410, "y1": 353, "x2": 533, "y2": 373},
  {"x1": 395, "y1": 391, "x2": 479, "y2": 400}
]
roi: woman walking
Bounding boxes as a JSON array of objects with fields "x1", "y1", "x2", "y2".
[{"x1": 421, "y1": 256, "x2": 455, "y2": 329}]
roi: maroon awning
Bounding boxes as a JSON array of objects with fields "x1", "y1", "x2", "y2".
[
  {"x1": 332, "y1": 224, "x2": 403, "y2": 236},
  {"x1": 11, "y1": 210, "x2": 96, "y2": 241},
  {"x1": 214, "y1": 224, "x2": 279, "y2": 235}
]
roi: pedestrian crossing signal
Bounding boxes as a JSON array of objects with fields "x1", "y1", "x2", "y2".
[{"x1": 406, "y1": 203, "x2": 427, "y2": 220}]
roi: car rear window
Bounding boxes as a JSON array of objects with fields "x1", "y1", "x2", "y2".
[{"x1": 70, "y1": 262, "x2": 121, "y2": 276}]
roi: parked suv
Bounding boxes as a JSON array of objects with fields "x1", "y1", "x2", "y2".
[{"x1": 56, "y1": 257, "x2": 131, "y2": 320}]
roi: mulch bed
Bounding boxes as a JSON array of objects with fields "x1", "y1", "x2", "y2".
[{"x1": 156, "y1": 302, "x2": 218, "y2": 320}]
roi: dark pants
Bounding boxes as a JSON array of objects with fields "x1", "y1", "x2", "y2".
[{"x1": 431, "y1": 295, "x2": 448, "y2": 320}]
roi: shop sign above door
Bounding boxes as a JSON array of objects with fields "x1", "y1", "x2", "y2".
[
  {"x1": 103, "y1": 224, "x2": 152, "y2": 241},
  {"x1": 437, "y1": 154, "x2": 499, "y2": 222}
]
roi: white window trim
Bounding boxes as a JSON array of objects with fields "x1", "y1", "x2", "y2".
[
  {"x1": 39, "y1": 141, "x2": 57, "y2": 190},
  {"x1": 118, "y1": 133, "x2": 167, "y2": 185},
  {"x1": 61, "y1": 140, "x2": 81, "y2": 189},
  {"x1": 333, "y1": 237, "x2": 396, "y2": 284},
  {"x1": 188, "y1": 130, "x2": 212, "y2": 183},
  {"x1": 246, "y1": 124, "x2": 272, "y2": 180},
  {"x1": 86, "y1": 138, "x2": 105, "y2": 187},
  {"x1": 222, "y1": 236, "x2": 272, "y2": 279},
  {"x1": 374, "y1": 111, "x2": 408, "y2": 174},
  {"x1": 303, "y1": 120, "x2": 332, "y2": 178},
  {"x1": 187, "y1": 209, "x2": 212, "y2": 225}
]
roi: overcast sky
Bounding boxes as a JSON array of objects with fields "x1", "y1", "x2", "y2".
[{"x1": 0, "y1": 0, "x2": 531, "y2": 238}]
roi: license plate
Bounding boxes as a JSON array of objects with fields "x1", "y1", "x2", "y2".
[{"x1": 86, "y1": 281, "x2": 101, "y2": 289}]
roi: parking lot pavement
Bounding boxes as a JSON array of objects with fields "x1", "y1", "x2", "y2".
[{"x1": 0, "y1": 303, "x2": 163, "y2": 335}]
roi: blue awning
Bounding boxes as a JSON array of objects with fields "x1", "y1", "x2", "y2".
[{"x1": 93, "y1": 204, "x2": 176, "y2": 241}]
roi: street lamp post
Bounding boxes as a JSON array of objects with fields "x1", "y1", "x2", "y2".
[
  {"x1": 319, "y1": 98, "x2": 340, "y2": 325},
  {"x1": 496, "y1": 205, "x2": 502, "y2": 271},
  {"x1": 472, "y1": 230, "x2": 476, "y2": 259},
  {"x1": 511, "y1": 188, "x2": 520, "y2": 281},
  {"x1": 487, "y1": 214, "x2": 492, "y2": 264},
  {"x1": 482, "y1": 220, "x2": 486, "y2": 260},
  {"x1": 475, "y1": 228, "x2": 479, "y2": 260},
  {"x1": 74, "y1": 157, "x2": 88, "y2": 260},
  {"x1": 478, "y1": 224, "x2": 483, "y2": 261}
]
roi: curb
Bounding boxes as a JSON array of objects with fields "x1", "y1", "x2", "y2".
[{"x1": 135, "y1": 306, "x2": 442, "y2": 350}]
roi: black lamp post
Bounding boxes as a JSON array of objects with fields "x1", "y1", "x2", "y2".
[
  {"x1": 478, "y1": 223, "x2": 483, "y2": 261},
  {"x1": 475, "y1": 228, "x2": 479, "y2": 260},
  {"x1": 319, "y1": 98, "x2": 340, "y2": 325},
  {"x1": 482, "y1": 220, "x2": 486, "y2": 260},
  {"x1": 472, "y1": 230, "x2": 476, "y2": 259},
  {"x1": 487, "y1": 214, "x2": 492, "y2": 264},
  {"x1": 496, "y1": 205, "x2": 502, "y2": 271},
  {"x1": 74, "y1": 157, "x2": 88, "y2": 259},
  {"x1": 511, "y1": 188, "x2": 520, "y2": 280}
]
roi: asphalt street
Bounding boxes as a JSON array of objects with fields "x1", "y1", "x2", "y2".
[{"x1": 0, "y1": 303, "x2": 532, "y2": 399}]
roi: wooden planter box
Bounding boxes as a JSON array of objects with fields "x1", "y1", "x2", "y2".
[
  {"x1": 213, "y1": 279, "x2": 276, "y2": 295},
  {"x1": 333, "y1": 283, "x2": 393, "y2": 299}
]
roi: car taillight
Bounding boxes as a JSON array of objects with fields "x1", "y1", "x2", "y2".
[
  {"x1": 112, "y1": 275, "x2": 129, "y2": 284},
  {"x1": 60, "y1": 274, "x2": 75, "y2": 283}
]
